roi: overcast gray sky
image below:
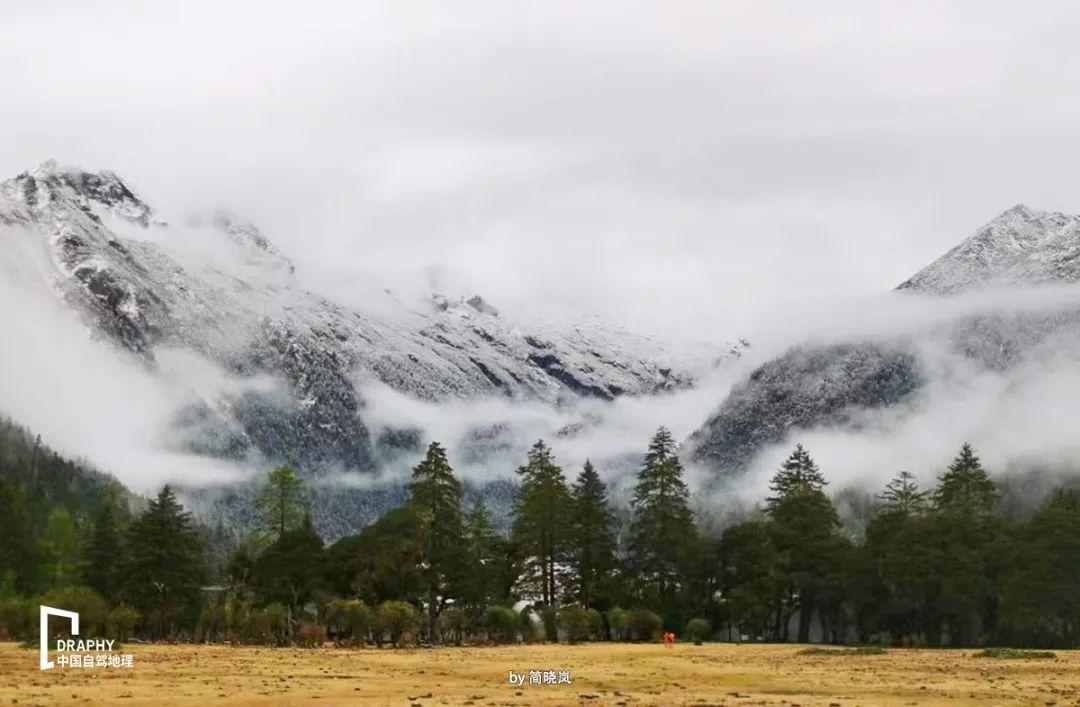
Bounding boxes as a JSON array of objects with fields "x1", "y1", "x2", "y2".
[{"x1": 4, "y1": 1, "x2": 1080, "y2": 339}]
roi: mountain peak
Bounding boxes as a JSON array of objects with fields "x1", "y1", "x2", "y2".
[
  {"x1": 998, "y1": 203, "x2": 1034, "y2": 219},
  {"x1": 897, "y1": 204, "x2": 1080, "y2": 295},
  {"x1": 26, "y1": 158, "x2": 62, "y2": 177},
  {"x1": 14, "y1": 161, "x2": 153, "y2": 227}
]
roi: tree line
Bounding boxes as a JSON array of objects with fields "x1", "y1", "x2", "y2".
[{"x1": 2, "y1": 419, "x2": 1080, "y2": 649}]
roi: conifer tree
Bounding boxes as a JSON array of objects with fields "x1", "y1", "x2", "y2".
[
  {"x1": 769, "y1": 484, "x2": 843, "y2": 642},
  {"x1": 627, "y1": 427, "x2": 697, "y2": 605},
  {"x1": 255, "y1": 465, "x2": 307, "y2": 540},
  {"x1": 38, "y1": 506, "x2": 81, "y2": 589},
  {"x1": 323, "y1": 505, "x2": 426, "y2": 605},
  {"x1": 406, "y1": 441, "x2": 467, "y2": 638},
  {"x1": 251, "y1": 512, "x2": 324, "y2": 633},
  {"x1": 85, "y1": 493, "x2": 125, "y2": 600},
  {"x1": 0, "y1": 480, "x2": 35, "y2": 592},
  {"x1": 1002, "y1": 490, "x2": 1080, "y2": 646},
  {"x1": 934, "y1": 443, "x2": 997, "y2": 514},
  {"x1": 511, "y1": 440, "x2": 571, "y2": 606},
  {"x1": 122, "y1": 486, "x2": 203, "y2": 639},
  {"x1": 569, "y1": 460, "x2": 618, "y2": 609},
  {"x1": 931, "y1": 444, "x2": 1001, "y2": 644},
  {"x1": 766, "y1": 443, "x2": 842, "y2": 642},
  {"x1": 879, "y1": 470, "x2": 928, "y2": 516},
  {"x1": 461, "y1": 498, "x2": 504, "y2": 610},
  {"x1": 719, "y1": 520, "x2": 780, "y2": 640},
  {"x1": 863, "y1": 470, "x2": 939, "y2": 644},
  {"x1": 767, "y1": 443, "x2": 827, "y2": 511}
]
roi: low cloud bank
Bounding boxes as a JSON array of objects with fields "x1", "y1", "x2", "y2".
[
  {"x1": 0, "y1": 225, "x2": 263, "y2": 492},
  {"x1": 5, "y1": 203, "x2": 1080, "y2": 514},
  {"x1": 714, "y1": 283, "x2": 1080, "y2": 509}
]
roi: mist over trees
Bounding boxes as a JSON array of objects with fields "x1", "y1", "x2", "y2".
[{"x1": 3, "y1": 414, "x2": 1080, "y2": 649}]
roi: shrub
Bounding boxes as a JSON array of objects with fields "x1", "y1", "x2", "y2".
[
  {"x1": 606, "y1": 607, "x2": 628, "y2": 641},
  {"x1": 296, "y1": 622, "x2": 326, "y2": 648},
  {"x1": 0, "y1": 597, "x2": 34, "y2": 641},
  {"x1": 264, "y1": 603, "x2": 288, "y2": 644},
  {"x1": 107, "y1": 604, "x2": 141, "y2": 643},
  {"x1": 323, "y1": 599, "x2": 344, "y2": 633},
  {"x1": 244, "y1": 609, "x2": 273, "y2": 645},
  {"x1": 685, "y1": 618, "x2": 710, "y2": 644},
  {"x1": 585, "y1": 608, "x2": 603, "y2": 639},
  {"x1": 375, "y1": 601, "x2": 421, "y2": 647},
  {"x1": 627, "y1": 609, "x2": 663, "y2": 642},
  {"x1": 483, "y1": 605, "x2": 519, "y2": 644},
  {"x1": 437, "y1": 607, "x2": 471, "y2": 645},
  {"x1": 43, "y1": 586, "x2": 108, "y2": 637},
  {"x1": 324, "y1": 599, "x2": 372, "y2": 645},
  {"x1": 558, "y1": 606, "x2": 593, "y2": 644}
]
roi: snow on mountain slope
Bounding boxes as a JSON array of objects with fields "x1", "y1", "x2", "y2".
[
  {"x1": 0, "y1": 161, "x2": 727, "y2": 478},
  {"x1": 688, "y1": 204, "x2": 1080, "y2": 484},
  {"x1": 686, "y1": 343, "x2": 922, "y2": 477},
  {"x1": 898, "y1": 204, "x2": 1080, "y2": 295}
]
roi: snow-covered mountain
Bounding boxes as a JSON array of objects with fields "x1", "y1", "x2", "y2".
[
  {"x1": 898, "y1": 204, "x2": 1080, "y2": 295},
  {"x1": 0, "y1": 161, "x2": 722, "y2": 479},
  {"x1": 687, "y1": 204, "x2": 1080, "y2": 482}
]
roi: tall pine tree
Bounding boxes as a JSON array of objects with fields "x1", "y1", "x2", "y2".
[
  {"x1": 568, "y1": 460, "x2": 618, "y2": 609},
  {"x1": 461, "y1": 498, "x2": 505, "y2": 612},
  {"x1": 0, "y1": 480, "x2": 35, "y2": 593},
  {"x1": 511, "y1": 440, "x2": 571, "y2": 606},
  {"x1": 863, "y1": 470, "x2": 937, "y2": 644},
  {"x1": 931, "y1": 443, "x2": 1000, "y2": 645},
  {"x1": 406, "y1": 441, "x2": 467, "y2": 638},
  {"x1": 38, "y1": 506, "x2": 80, "y2": 590},
  {"x1": 122, "y1": 486, "x2": 203, "y2": 639},
  {"x1": 627, "y1": 427, "x2": 698, "y2": 608},
  {"x1": 84, "y1": 491, "x2": 126, "y2": 600},
  {"x1": 255, "y1": 465, "x2": 308, "y2": 540},
  {"x1": 766, "y1": 443, "x2": 842, "y2": 642}
]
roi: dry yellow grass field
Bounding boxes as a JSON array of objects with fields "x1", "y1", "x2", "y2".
[{"x1": 1, "y1": 642, "x2": 1077, "y2": 706}]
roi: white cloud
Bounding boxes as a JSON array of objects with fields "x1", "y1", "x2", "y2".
[
  {"x1": 713, "y1": 284, "x2": 1080, "y2": 506},
  {"x1": 0, "y1": 224, "x2": 264, "y2": 492}
]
